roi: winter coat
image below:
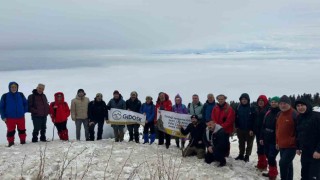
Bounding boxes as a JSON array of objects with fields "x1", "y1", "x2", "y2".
[
  {"x1": 49, "y1": 92, "x2": 70, "y2": 123},
  {"x1": 202, "y1": 100, "x2": 216, "y2": 122},
  {"x1": 295, "y1": 99, "x2": 320, "y2": 156},
  {"x1": 211, "y1": 103, "x2": 235, "y2": 135},
  {"x1": 235, "y1": 94, "x2": 256, "y2": 131},
  {"x1": 276, "y1": 108, "x2": 298, "y2": 149},
  {"x1": 254, "y1": 95, "x2": 270, "y2": 135},
  {"x1": 140, "y1": 102, "x2": 155, "y2": 123},
  {"x1": 107, "y1": 95, "x2": 126, "y2": 110},
  {"x1": 260, "y1": 107, "x2": 281, "y2": 144},
  {"x1": 172, "y1": 104, "x2": 188, "y2": 114},
  {"x1": 88, "y1": 99, "x2": 108, "y2": 122},
  {"x1": 71, "y1": 95, "x2": 90, "y2": 120},
  {"x1": 155, "y1": 93, "x2": 172, "y2": 122},
  {"x1": 180, "y1": 122, "x2": 207, "y2": 149},
  {"x1": 0, "y1": 82, "x2": 28, "y2": 120},
  {"x1": 204, "y1": 124, "x2": 230, "y2": 152},
  {"x1": 28, "y1": 89, "x2": 50, "y2": 118},
  {"x1": 188, "y1": 102, "x2": 204, "y2": 121},
  {"x1": 126, "y1": 98, "x2": 142, "y2": 113}
]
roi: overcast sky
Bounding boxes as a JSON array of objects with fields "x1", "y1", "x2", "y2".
[{"x1": 0, "y1": 0, "x2": 319, "y2": 52}]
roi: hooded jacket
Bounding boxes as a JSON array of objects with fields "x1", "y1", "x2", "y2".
[
  {"x1": 155, "y1": 93, "x2": 172, "y2": 123},
  {"x1": 172, "y1": 94, "x2": 188, "y2": 114},
  {"x1": 71, "y1": 94, "x2": 90, "y2": 120},
  {"x1": 202, "y1": 100, "x2": 216, "y2": 122},
  {"x1": 140, "y1": 101, "x2": 155, "y2": 123},
  {"x1": 295, "y1": 98, "x2": 320, "y2": 155},
  {"x1": 49, "y1": 92, "x2": 70, "y2": 123},
  {"x1": 254, "y1": 95, "x2": 270, "y2": 135},
  {"x1": 0, "y1": 82, "x2": 28, "y2": 120},
  {"x1": 28, "y1": 89, "x2": 50, "y2": 118},
  {"x1": 211, "y1": 102, "x2": 235, "y2": 135},
  {"x1": 107, "y1": 94, "x2": 126, "y2": 110},
  {"x1": 204, "y1": 124, "x2": 230, "y2": 152},
  {"x1": 235, "y1": 93, "x2": 256, "y2": 131}
]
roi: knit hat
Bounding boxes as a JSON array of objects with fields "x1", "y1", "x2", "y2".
[
  {"x1": 146, "y1": 96, "x2": 153, "y2": 101},
  {"x1": 191, "y1": 115, "x2": 199, "y2": 120},
  {"x1": 113, "y1": 90, "x2": 120, "y2": 95},
  {"x1": 270, "y1": 96, "x2": 280, "y2": 103},
  {"x1": 77, "y1": 89, "x2": 85, "y2": 95},
  {"x1": 216, "y1": 94, "x2": 227, "y2": 100},
  {"x1": 130, "y1": 91, "x2": 138, "y2": 97},
  {"x1": 279, "y1": 95, "x2": 291, "y2": 105},
  {"x1": 96, "y1": 93, "x2": 103, "y2": 98}
]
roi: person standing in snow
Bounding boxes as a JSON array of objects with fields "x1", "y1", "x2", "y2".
[
  {"x1": 235, "y1": 93, "x2": 256, "y2": 162},
  {"x1": 155, "y1": 92, "x2": 172, "y2": 148},
  {"x1": 254, "y1": 95, "x2": 270, "y2": 171},
  {"x1": 276, "y1": 95, "x2": 298, "y2": 180},
  {"x1": 202, "y1": 93, "x2": 216, "y2": 123},
  {"x1": 204, "y1": 120, "x2": 230, "y2": 167},
  {"x1": 211, "y1": 94, "x2": 235, "y2": 157},
  {"x1": 260, "y1": 96, "x2": 281, "y2": 180},
  {"x1": 0, "y1": 82, "x2": 28, "y2": 147},
  {"x1": 107, "y1": 90, "x2": 126, "y2": 142},
  {"x1": 188, "y1": 94, "x2": 204, "y2": 122},
  {"x1": 295, "y1": 98, "x2": 320, "y2": 180},
  {"x1": 71, "y1": 89, "x2": 90, "y2": 141},
  {"x1": 49, "y1": 92, "x2": 70, "y2": 141},
  {"x1": 87, "y1": 93, "x2": 108, "y2": 141},
  {"x1": 126, "y1": 91, "x2": 142, "y2": 143},
  {"x1": 172, "y1": 94, "x2": 188, "y2": 149},
  {"x1": 140, "y1": 96, "x2": 156, "y2": 144},
  {"x1": 179, "y1": 115, "x2": 206, "y2": 159},
  {"x1": 28, "y1": 83, "x2": 50, "y2": 143}
]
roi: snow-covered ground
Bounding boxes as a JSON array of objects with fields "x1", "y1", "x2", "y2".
[{"x1": 0, "y1": 135, "x2": 301, "y2": 180}]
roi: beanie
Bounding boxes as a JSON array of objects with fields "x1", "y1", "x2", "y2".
[
  {"x1": 279, "y1": 95, "x2": 291, "y2": 105},
  {"x1": 270, "y1": 96, "x2": 280, "y2": 103}
]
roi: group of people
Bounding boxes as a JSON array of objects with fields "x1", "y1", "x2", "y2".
[{"x1": 0, "y1": 81, "x2": 319, "y2": 180}]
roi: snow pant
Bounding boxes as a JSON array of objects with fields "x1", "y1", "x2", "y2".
[
  {"x1": 143, "y1": 122, "x2": 155, "y2": 143},
  {"x1": 6, "y1": 117, "x2": 26, "y2": 144},
  {"x1": 237, "y1": 129, "x2": 254, "y2": 156},
  {"x1": 88, "y1": 120, "x2": 104, "y2": 141},
  {"x1": 75, "y1": 119, "x2": 89, "y2": 140},
  {"x1": 300, "y1": 152, "x2": 320, "y2": 180},
  {"x1": 54, "y1": 121, "x2": 69, "y2": 141},
  {"x1": 158, "y1": 130, "x2": 171, "y2": 146},
  {"x1": 279, "y1": 148, "x2": 296, "y2": 180},
  {"x1": 265, "y1": 143, "x2": 279, "y2": 178},
  {"x1": 127, "y1": 124, "x2": 140, "y2": 142},
  {"x1": 182, "y1": 146, "x2": 205, "y2": 159},
  {"x1": 205, "y1": 150, "x2": 226, "y2": 164},
  {"x1": 112, "y1": 125, "x2": 125, "y2": 142},
  {"x1": 32, "y1": 116, "x2": 47, "y2": 142}
]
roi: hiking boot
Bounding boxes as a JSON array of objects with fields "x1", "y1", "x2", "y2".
[
  {"x1": 244, "y1": 155, "x2": 250, "y2": 162},
  {"x1": 235, "y1": 154, "x2": 244, "y2": 160},
  {"x1": 8, "y1": 142, "x2": 14, "y2": 147},
  {"x1": 20, "y1": 141, "x2": 26, "y2": 145},
  {"x1": 165, "y1": 144, "x2": 170, "y2": 149},
  {"x1": 218, "y1": 161, "x2": 226, "y2": 167},
  {"x1": 262, "y1": 173, "x2": 269, "y2": 177}
]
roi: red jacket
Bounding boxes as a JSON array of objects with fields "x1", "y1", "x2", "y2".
[
  {"x1": 276, "y1": 108, "x2": 298, "y2": 148},
  {"x1": 155, "y1": 93, "x2": 172, "y2": 123},
  {"x1": 211, "y1": 103, "x2": 235, "y2": 135},
  {"x1": 49, "y1": 92, "x2": 70, "y2": 123}
]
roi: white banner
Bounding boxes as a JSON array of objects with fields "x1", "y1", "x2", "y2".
[
  {"x1": 107, "y1": 108, "x2": 146, "y2": 125},
  {"x1": 157, "y1": 110, "x2": 191, "y2": 138}
]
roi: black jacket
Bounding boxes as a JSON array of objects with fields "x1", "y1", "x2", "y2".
[
  {"x1": 260, "y1": 107, "x2": 280, "y2": 144},
  {"x1": 88, "y1": 99, "x2": 108, "y2": 122},
  {"x1": 180, "y1": 122, "x2": 206, "y2": 149},
  {"x1": 295, "y1": 99, "x2": 320, "y2": 156},
  {"x1": 254, "y1": 105, "x2": 270, "y2": 135},
  {"x1": 204, "y1": 125, "x2": 229, "y2": 152},
  {"x1": 126, "y1": 98, "x2": 141, "y2": 113}
]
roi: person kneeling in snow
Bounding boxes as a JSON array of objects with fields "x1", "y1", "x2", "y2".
[
  {"x1": 204, "y1": 121, "x2": 230, "y2": 167},
  {"x1": 179, "y1": 115, "x2": 206, "y2": 159}
]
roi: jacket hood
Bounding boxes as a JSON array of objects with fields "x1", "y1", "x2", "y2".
[
  {"x1": 239, "y1": 93, "x2": 250, "y2": 104},
  {"x1": 8, "y1": 81, "x2": 19, "y2": 92},
  {"x1": 54, "y1": 92, "x2": 65, "y2": 103},
  {"x1": 295, "y1": 98, "x2": 313, "y2": 115},
  {"x1": 174, "y1": 94, "x2": 182, "y2": 105},
  {"x1": 32, "y1": 89, "x2": 39, "y2": 95},
  {"x1": 257, "y1": 95, "x2": 269, "y2": 108},
  {"x1": 157, "y1": 92, "x2": 170, "y2": 103}
]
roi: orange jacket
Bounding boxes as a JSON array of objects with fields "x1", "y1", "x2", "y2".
[{"x1": 276, "y1": 108, "x2": 298, "y2": 148}]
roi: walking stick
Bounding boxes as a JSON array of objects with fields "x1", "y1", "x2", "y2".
[{"x1": 52, "y1": 106, "x2": 57, "y2": 141}]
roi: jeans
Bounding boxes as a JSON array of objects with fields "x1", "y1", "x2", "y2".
[{"x1": 75, "y1": 119, "x2": 89, "y2": 140}]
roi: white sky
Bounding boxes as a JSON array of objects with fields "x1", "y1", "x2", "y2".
[{"x1": 0, "y1": 0, "x2": 320, "y2": 52}]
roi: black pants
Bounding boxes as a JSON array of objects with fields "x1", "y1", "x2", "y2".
[
  {"x1": 55, "y1": 121, "x2": 67, "y2": 133},
  {"x1": 205, "y1": 150, "x2": 226, "y2": 165},
  {"x1": 301, "y1": 153, "x2": 320, "y2": 180},
  {"x1": 32, "y1": 116, "x2": 47, "y2": 141},
  {"x1": 143, "y1": 122, "x2": 155, "y2": 134},
  {"x1": 158, "y1": 130, "x2": 171, "y2": 146},
  {"x1": 127, "y1": 124, "x2": 140, "y2": 142},
  {"x1": 88, "y1": 120, "x2": 104, "y2": 140},
  {"x1": 264, "y1": 143, "x2": 279, "y2": 166},
  {"x1": 279, "y1": 148, "x2": 296, "y2": 180},
  {"x1": 256, "y1": 134, "x2": 265, "y2": 155}
]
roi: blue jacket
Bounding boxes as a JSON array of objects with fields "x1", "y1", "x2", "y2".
[
  {"x1": 140, "y1": 102, "x2": 155, "y2": 123},
  {"x1": 0, "y1": 82, "x2": 28, "y2": 120},
  {"x1": 202, "y1": 100, "x2": 216, "y2": 122}
]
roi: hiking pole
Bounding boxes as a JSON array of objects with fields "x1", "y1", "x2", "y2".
[{"x1": 52, "y1": 106, "x2": 57, "y2": 141}]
